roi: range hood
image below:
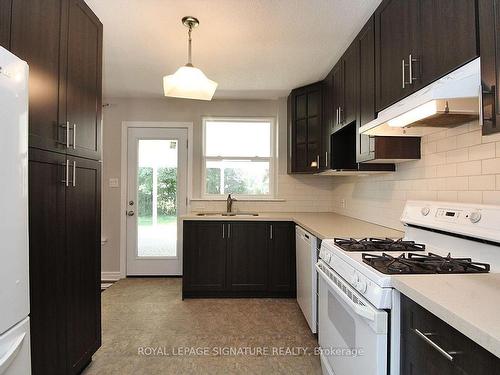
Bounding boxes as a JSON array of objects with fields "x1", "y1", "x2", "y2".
[{"x1": 360, "y1": 58, "x2": 481, "y2": 137}]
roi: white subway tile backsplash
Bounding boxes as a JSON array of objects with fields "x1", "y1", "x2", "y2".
[
  {"x1": 483, "y1": 191, "x2": 500, "y2": 204},
  {"x1": 457, "y1": 130, "x2": 481, "y2": 148},
  {"x1": 456, "y1": 160, "x2": 481, "y2": 176},
  {"x1": 482, "y1": 158, "x2": 500, "y2": 175},
  {"x1": 469, "y1": 143, "x2": 495, "y2": 160},
  {"x1": 468, "y1": 175, "x2": 496, "y2": 190}
]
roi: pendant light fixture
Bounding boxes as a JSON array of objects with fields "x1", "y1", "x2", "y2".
[{"x1": 163, "y1": 16, "x2": 217, "y2": 101}]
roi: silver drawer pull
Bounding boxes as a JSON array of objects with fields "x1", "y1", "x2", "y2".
[
  {"x1": 413, "y1": 329, "x2": 455, "y2": 361},
  {"x1": 73, "y1": 123, "x2": 77, "y2": 149}
]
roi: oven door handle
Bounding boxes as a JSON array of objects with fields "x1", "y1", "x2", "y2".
[{"x1": 316, "y1": 263, "x2": 376, "y2": 322}]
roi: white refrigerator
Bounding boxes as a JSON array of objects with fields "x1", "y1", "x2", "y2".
[{"x1": 0, "y1": 46, "x2": 31, "y2": 374}]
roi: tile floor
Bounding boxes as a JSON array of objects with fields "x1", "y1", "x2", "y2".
[{"x1": 83, "y1": 278, "x2": 321, "y2": 374}]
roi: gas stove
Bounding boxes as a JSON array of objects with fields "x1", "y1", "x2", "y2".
[
  {"x1": 362, "y1": 252, "x2": 491, "y2": 275},
  {"x1": 334, "y1": 237, "x2": 426, "y2": 252}
]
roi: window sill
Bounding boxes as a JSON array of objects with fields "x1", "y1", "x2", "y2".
[{"x1": 190, "y1": 198, "x2": 286, "y2": 202}]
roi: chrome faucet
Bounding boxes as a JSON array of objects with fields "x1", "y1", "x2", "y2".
[{"x1": 226, "y1": 194, "x2": 237, "y2": 213}]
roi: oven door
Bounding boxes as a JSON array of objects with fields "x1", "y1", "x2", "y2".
[{"x1": 316, "y1": 261, "x2": 388, "y2": 375}]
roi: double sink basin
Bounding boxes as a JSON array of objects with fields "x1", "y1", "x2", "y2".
[{"x1": 195, "y1": 212, "x2": 259, "y2": 217}]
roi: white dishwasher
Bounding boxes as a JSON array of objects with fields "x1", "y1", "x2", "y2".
[{"x1": 296, "y1": 226, "x2": 318, "y2": 334}]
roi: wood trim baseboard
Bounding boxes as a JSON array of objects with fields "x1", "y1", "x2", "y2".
[{"x1": 101, "y1": 271, "x2": 121, "y2": 282}]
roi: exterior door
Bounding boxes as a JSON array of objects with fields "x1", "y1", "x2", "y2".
[{"x1": 126, "y1": 127, "x2": 188, "y2": 275}]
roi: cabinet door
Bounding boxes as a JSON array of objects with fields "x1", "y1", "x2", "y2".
[
  {"x1": 332, "y1": 61, "x2": 344, "y2": 132},
  {"x1": 306, "y1": 87, "x2": 322, "y2": 171},
  {"x1": 358, "y1": 17, "x2": 376, "y2": 162},
  {"x1": 375, "y1": 0, "x2": 419, "y2": 111},
  {"x1": 0, "y1": 0, "x2": 11, "y2": 48},
  {"x1": 11, "y1": 0, "x2": 68, "y2": 153},
  {"x1": 227, "y1": 222, "x2": 268, "y2": 291},
  {"x1": 268, "y1": 222, "x2": 295, "y2": 293},
  {"x1": 479, "y1": 0, "x2": 500, "y2": 135},
  {"x1": 418, "y1": 0, "x2": 477, "y2": 89},
  {"x1": 65, "y1": 157, "x2": 101, "y2": 374},
  {"x1": 183, "y1": 221, "x2": 227, "y2": 292},
  {"x1": 28, "y1": 149, "x2": 67, "y2": 375},
  {"x1": 322, "y1": 72, "x2": 333, "y2": 169},
  {"x1": 294, "y1": 91, "x2": 309, "y2": 172},
  {"x1": 65, "y1": 0, "x2": 102, "y2": 160},
  {"x1": 343, "y1": 42, "x2": 359, "y2": 126}
]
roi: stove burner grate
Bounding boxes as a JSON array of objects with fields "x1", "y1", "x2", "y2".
[
  {"x1": 334, "y1": 237, "x2": 426, "y2": 252},
  {"x1": 362, "y1": 252, "x2": 491, "y2": 275}
]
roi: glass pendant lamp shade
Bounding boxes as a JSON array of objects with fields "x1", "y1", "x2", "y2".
[
  {"x1": 163, "y1": 16, "x2": 217, "y2": 101},
  {"x1": 163, "y1": 64, "x2": 217, "y2": 100}
]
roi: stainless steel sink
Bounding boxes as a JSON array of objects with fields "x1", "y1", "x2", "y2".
[{"x1": 195, "y1": 212, "x2": 259, "y2": 217}]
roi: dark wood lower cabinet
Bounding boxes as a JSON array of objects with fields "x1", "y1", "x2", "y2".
[
  {"x1": 29, "y1": 149, "x2": 67, "y2": 375},
  {"x1": 183, "y1": 221, "x2": 227, "y2": 292},
  {"x1": 0, "y1": 0, "x2": 11, "y2": 48},
  {"x1": 401, "y1": 294, "x2": 500, "y2": 375},
  {"x1": 228, "y1": 222, "x2": 269, "y2": 291},
  {"x1": 66, "y1": 157, "x2": 101, "y2": 374},
  {"x1": 29, "y1": 149, "x2": 101, "y2": 374},
  {"x1": 183, "y1": 221, "x2": 296, "y2": 298}
]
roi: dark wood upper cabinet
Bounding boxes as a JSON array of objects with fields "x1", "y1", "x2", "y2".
[
  {"x1": 11, "y1": 0, "x2": 68, "y2": 154},
  {"x1": 65, "y1": 0, "x2": 102, "y2": 160},
  {"x1": 268, "y1": 222, "x2": 295, "y2": 293},
  {"x1": 357, "y1": 16, "x2": 376, "y2": 162},
  {"x1": 375, "y1": 0, "x2": 419, "y2": 111},
  {"x1": 331, "y1": 61, "x2": 344, "y2": 133},
  {"x1": 288, "y1": 81, "x2": 324, "y2": 173},
  {"x1": 322, "y1": 71, "x2": 333, "y2": 169},
  {"x1": 417, "y1": 0, "x2": 477, "y2": 89},
  {"x1": 65, "y1": 157, "x2": 101, "y2": 374},
  {"x1": 183, "y1": 221, "x2": 227, "y2": 292},
  {"x1": 343, "y1": 42, "x2": 359, "y2": 127},
  {"x1": 375, "y1": 0, "x2": 478, "y2": 112},
  {"x1": 227, "y1": 222, "x2": 269, "y2": 291},
  {"x1": 28, "y1": 149, "x2": 67, "y2": 375},
  {"x1": 479, "y1": 0, "x2": 500, "y2": 135},
  {"x1": 0, "y1": 0, "x2": 12, "y2": 49}
]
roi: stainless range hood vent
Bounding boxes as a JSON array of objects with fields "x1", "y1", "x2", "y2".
[{"x1": 360, "y1": 58, "x2": 481, "y2": 137}]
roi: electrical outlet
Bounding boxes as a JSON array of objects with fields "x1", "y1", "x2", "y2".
[{"x1": 340, "y1": 199, "x2": 346, "y2": 209}]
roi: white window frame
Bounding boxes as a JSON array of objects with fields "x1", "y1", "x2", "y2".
[{"x1": 201, "y1": 116, "x2": 276, "y2": 199}]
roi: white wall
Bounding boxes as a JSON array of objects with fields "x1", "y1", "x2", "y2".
[{"x1": 101, "y1": 97, "x2": 337, "y2": 273}]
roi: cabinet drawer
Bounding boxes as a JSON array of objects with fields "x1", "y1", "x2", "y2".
[{"x1": 401, "y1": 295, "x2": 499, "y2": 375}]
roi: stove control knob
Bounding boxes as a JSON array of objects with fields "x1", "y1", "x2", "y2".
[
  {"x1": 421, "y1": 207, "x2": 430, "y2": 216},
  {"x1": 351, "y1": 272, "x2": 359, "y2": 286},
  {"x1": 357, "y1": 279, "x2": 367, "y2": 294},
  {"x1": 469, "y1": 211, "x2": 481, "y2": 224}
]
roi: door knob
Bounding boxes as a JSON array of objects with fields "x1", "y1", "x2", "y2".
[{"x1": 127, "y1": 210, "x2": 135, "y2": 216}]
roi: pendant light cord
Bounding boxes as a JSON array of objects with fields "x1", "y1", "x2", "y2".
[{"x1": 187, "y1": 25, "x2": 193, "y2": 66}]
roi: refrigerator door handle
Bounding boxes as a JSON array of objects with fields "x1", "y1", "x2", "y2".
[{"x1": 0, "y1": 332, "x2": 26, "y2": 374}]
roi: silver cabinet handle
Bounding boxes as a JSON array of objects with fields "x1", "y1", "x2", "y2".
[
  {"x1": 409, "y1": 54, "x2": 418, "y2": 84},
  {"x1": 325, "y1": 151, "x2": 328, "y2": 168},
  {"x1": 62, "y1": 159, "x2": 70, "y2": 186},
  {"x1": 73, "y1": 124, "x2": 77, "y2": 149},
  {"x1": 222, "y1": 224, "x2": 225, "y2": 239},
  {"x1": 316, "y1": 155, "x2": 320, "y2": 169},
  {"x1": 58, "y1": 122, "x2": 70, "y2": 148},
  {"x1": 227, "y1": 223, "x2": 231, "y2": 238},
  {"x1": 270, "y1": 224, "x2": 273, "y2": 240},
  {"x1": 336, "y1": 108, "x2": 339, "y2": 125},
  {"x1": 339, "y1": 107, "x2": 343, "y2": 124},
  {"x1": 72, "y1": 161, "x2": 76, "y2": 187},
  {"x1": 402, "y1": 59, "x2": 406, "y2": 89},
  {"x1": 413, "y1": 329, "x2": 455, "y2": 361}
]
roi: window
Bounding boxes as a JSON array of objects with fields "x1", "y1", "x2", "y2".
[{"x1": 202, "y1": 117, "x2": 275, "y2": 198}]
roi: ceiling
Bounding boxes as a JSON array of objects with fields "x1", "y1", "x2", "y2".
[{"x1": 86, "y1": 0, "x2": 382, "y2": 100}]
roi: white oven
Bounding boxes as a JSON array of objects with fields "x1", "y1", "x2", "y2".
[{"x1": 316, "y1": 260, "x2": 388, "y2": 375}]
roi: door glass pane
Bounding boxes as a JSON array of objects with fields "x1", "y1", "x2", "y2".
[{"x1": 137, "y1": 140, "x2": 178, "y2": 257}]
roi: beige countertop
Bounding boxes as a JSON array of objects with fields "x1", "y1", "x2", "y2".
[
  {"x1": 181, "y1": 211, "x2": 403, "y2": 240},
  {"x1": 392, "y1": 273, "x2": 500, "y2": 358}
]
